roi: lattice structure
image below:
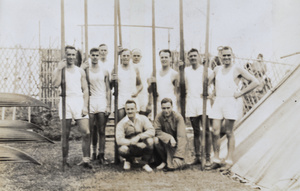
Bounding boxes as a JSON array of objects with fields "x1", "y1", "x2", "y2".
[
  {"x1": 0, "y1": 46, "x2": 40, "y2": 96},
  {"x1": 40, "y1": 49, "x2": 61, "y2": 109}
]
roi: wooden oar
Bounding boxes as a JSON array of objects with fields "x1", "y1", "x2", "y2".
[
  {"x1": 152, "y1": 0, "x2": 157, "y2": 118},
  {"x1": 0, "y1": 145, "x2": 41, "y2": 165},
  {"x1": 113, "y1": 0, "x2": 120, "y2": 164},
  {"x1": 60, "y1": 0, "x2": 67, "y2": 172},
  {"x1": 179, "y1": 0, "x2": 186, "y2": 119},
  {"x1": 201, "y1": 0, "x2": 211, "y2": 171}
]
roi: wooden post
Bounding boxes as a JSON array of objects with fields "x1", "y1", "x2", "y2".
[
  {"x1": 84, "y1": 0, "x2": 88, "y2": 60},
  {"x1": 179, "y1": 0, "x2": 185, "y2": 119},
  {"x1": 113, "y1": 0, "x2": 120, "y2": 164},
  {"x1": 201, "y1": 0, "x2": 211, "y2": 171},
  {"x1": 60, "y1": 0, "x2": 67, "y2": 172},
  {"x1": 152, "y1": 0, "x2": 157, "y2": 118}
]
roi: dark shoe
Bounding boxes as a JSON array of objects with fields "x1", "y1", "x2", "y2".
[
  {"x1": 82, "y1": 162, "x2": 93, "y2": 169},
  {"x1": 99, "y1": 157, "x2": 109, "y2": 165},
  {"x1": 206, "y1": 162, "x2": 221, "y2": 170},
  {"x1": 190, "y1": 157, "x2": 201, "y2": 165},
  {"x1": 219, "y1": 163, "x2": 233, "y2": 171},
  {"x1": 92, "y1": 153, "x2": 97, "y2": 161}
]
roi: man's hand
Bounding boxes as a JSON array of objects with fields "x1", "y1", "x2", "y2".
[
  {"x1": 234, "y1": 91, "x2": 242, "y2": 99},
  {"x1": 178, "y1": 60, "x2": 184, "y2": 66},
  {"x1": 105, "y1": 106, "x2": 111, "y2": 117},
  {"x1": 148, "y1": 77, "x2": 156, "y2": 83},
  {"x1": 57, "y1": 60, "x2": 67, "y2": 70},
  {"x1": 146, "y1": 103, "x2": 152, "y2": 113},
  {"x1": 169, "y1": 137, "x2": 177, "y2": 147},
  {"x1": 118, "y1": 46, "x2": 123, "y2": 55},
  {"x1": 136, "y1": 142, "x2": 147, "y2": 149},
  {"x1": 172, "y1": 157, "x2": 184, "y2": 168},
  {"x1": 80, "y1": 61, "x2": 89, "y2": 70},
  {"x1": 82, "y1": 106, "x2": 88, "y2": 117},
  {"x1": 111, "y1": 74, "x2": 118, "y2": 81},
  {"x1": 131, "y1": 92, "x2": 138, "y2": 98},
  {"x1": 130, "y1": 135, "x2": 140, "y2": 145}
]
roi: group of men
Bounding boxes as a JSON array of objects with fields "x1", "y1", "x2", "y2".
[{"x1": 53, "y1": 44, "x2": 259, "y2": 172}]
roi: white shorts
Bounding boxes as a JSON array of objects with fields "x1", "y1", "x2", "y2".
[
  {"x1": 118, "y1": 94, "x2": 139, "y2": 111},
  {"x1": 59, "y1": 97, "x2": 89, "y2": 120},
  {"x1": 209, "y1": 97, "x2": 238, "y2": 120},
  {"x1": 137, "y1": 91, "x2": 148, "y2": 111},
  {"x1": 186, "y1": 97, "x2": 211, "y2": 117},
  {"x1": 89, "y1": 96, "x2": 107, "y2": 113}
]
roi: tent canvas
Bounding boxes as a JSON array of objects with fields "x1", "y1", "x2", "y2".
[{"x1": 219, "y1": 63, "x2": 300, "y2": 190}]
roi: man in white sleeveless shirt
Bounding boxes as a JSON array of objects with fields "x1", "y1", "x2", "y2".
[
  {"x1": 132, "y1": 49, "x2": 151, "y2": 116},
  {"x1": 208, "y1": 46, "x2": 259, "y2": 170},
  {"x1": 148, "y1": 49, "x2": 179, "y2": 115},
  {"x1": 185, "y1": 48, "x2": 213, "y2": 166},
  {"x1": 53, "y1": 46, "x2": 92, "y2": 169},
  {"x1": 112, "y1": 48, "x2": 143, "y2": 122},
  {"x1": 81, "y1": 48, "x2": 111, "y2": 164}
]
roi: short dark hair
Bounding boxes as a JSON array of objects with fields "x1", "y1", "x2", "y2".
[
  {"x1": 221, "y1": 46, "x2": 233, "y2": 54},
  {"x1": 99, "y1": 44, "x2": 107, "y2": 48},
  {"x1": 90, "y1": 48, "x2": 99, "y2": 54},
  {"x1": 188, "y1": 48, "x2": 199, "y2": 55},
  {"x1": 125, "y1": 99, "x2": 137, "y2": 107},
  {"x1": 120, "y1": 48, "x2": 131, "y2": 55},
  {"x1": 65, "y1": 45, "x2": 76, "y2": 52},
  {"x1": 159, "y1": 49, "x2": 172, "y2": 57},
  {"x1": 161, "y1": 98, "x2": 173, "y2": 106}
]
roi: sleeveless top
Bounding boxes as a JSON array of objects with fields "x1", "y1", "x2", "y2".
[
  {"x1": 118, "y1": 64, "x2": 136, "y2": 98},
  {"x1": 185, "y1": 65, "x2": 213, "y2": 98},
  {"x1": 215, "y1": 65, "x2": 238, "y2": 97},
  {"x1": 65, "y1": 66, "x2": 83, "y2": 97},
  {"x1": 157, "y1": 68, "x2": 177, "y2": 101},
  {"x1": 89, "y1": 66, "x2": 106, "y2": 99}
]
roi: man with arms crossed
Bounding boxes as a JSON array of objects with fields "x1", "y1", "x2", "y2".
[
  {"x1": 53, "y1": 46, "x2": 92, "y2": 169},
  {"x1": 116, "y1": 100, "x2": 155, "y2": 172},
  {"x1": 154, "y1": 98, "x2": 188, "y2": 171},
  {"x1": 208, "y1": 46, "x2": 259, "y2": 170}
]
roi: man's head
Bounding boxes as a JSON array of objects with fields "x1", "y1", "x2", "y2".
[
  {"x1": 159, "y1": 49, "x2": 172, "y2": 68},
  {"x1": 125, "y1": 99, "x2": 137, "y2": 119},
  {"x1": 120, "y1": 49, "x2": 131, "y2": 66},
  {"x1": 188, "y1": 48, "x2": 201, "y2": 66},
  {"x1": 161, "y1": 98, "x2": 173, "y2": 117},
  {"x1": 132, "y1": 49, "x2": 142, "y2": 64},
  {"x1": 65, "y1": 46, "x2": 77, "y2": 66},
  {"x1": 220, "y1": 46, "x2": 233, "y2": 66},
  {"x1": 98, "y1": 44, "x2": 108, "y2": 58},
  {"x1": 89, "y1": 48, "x2": 100, "y2": 64}
]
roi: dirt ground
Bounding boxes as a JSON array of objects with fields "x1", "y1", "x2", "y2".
[{"x1": 0, "y1": 136, "x2": 256, "y2": 191}]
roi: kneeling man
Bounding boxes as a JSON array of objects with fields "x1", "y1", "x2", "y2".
[
  {"x1": 116, "y1": 100, "x2": 155, "y2": 172},
  {"x1": 154, "y1": 98, "x2": 188, "y2": 170}
]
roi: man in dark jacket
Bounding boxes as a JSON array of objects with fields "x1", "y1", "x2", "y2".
[{"x1": 154, "y1": 98, "x2": 188, "y2": 170}]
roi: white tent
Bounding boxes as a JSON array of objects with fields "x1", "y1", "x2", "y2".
[{"x1": 219, "y1": 63, "x2": 300, "y2": 190}]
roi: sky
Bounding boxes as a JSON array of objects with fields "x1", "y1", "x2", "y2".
[{"x1": 0, "y1": 0, "x2": 300, "y2": 65}]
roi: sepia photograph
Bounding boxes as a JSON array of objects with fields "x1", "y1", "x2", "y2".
[{"x1": 0, "y1": 0, "x2": 299, "y2": 190}]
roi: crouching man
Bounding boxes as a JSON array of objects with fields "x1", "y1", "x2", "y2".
[
  {"x1": 116, "y1": 100, "x2": 155, "y2": 172},
  {"x1": 154, "y1": 98, "x2": 188, "y2": 171}
]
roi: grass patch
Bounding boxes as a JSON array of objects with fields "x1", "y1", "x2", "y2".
[{"x1": 0, "y1": 138, "x2": 255, "y2": 191}]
